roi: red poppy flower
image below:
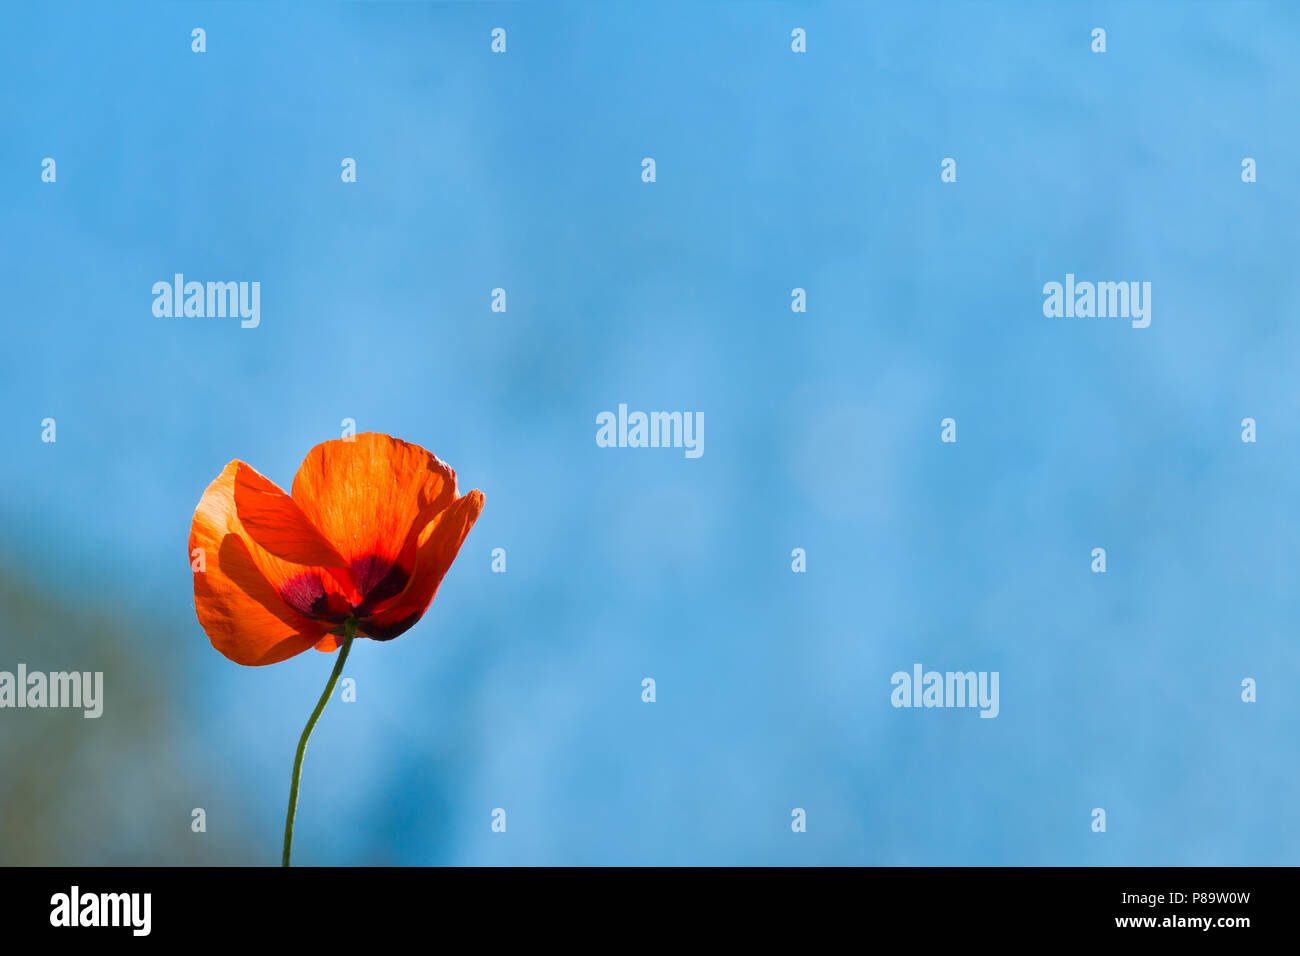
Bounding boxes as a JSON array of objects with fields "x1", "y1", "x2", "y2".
[{"x1": 190, "y1": 432, "x2": 484, "y2": 666}]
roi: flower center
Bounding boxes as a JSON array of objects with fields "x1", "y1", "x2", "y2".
[
  {"x1": 280, "y1": 572, "x2": 339, "y2": 620},
  {"x1": 351, "y1": 554, "x2": 410, "y2": 614}
]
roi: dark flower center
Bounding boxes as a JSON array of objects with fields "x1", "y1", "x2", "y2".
[
  {"x1": 280, "y1": 554, "x2": 410, "y2": 622},
  {"x1": 280, "y1": 572, "x2": 338, "y2": 620},
  {"x1": 351, "y1": 554, "x2": 409, "y2": 615}
]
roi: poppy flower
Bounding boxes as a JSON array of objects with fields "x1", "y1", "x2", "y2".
[
  {"x1": 189, "y1": 432, "x2": 483, "y2": 865},
  {"x1": 190, "y1": 432, "x2": 484, "y2": 666}
]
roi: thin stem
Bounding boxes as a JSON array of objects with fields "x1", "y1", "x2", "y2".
[{"x1": 282, "y1": 618, "x2": 356, "y2": 867}]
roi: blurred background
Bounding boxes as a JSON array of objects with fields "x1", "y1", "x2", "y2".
[{"x1": 2, "y1": 1, "x2": 1298, "y2": 865}]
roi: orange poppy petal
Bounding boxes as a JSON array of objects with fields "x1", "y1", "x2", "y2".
[
  {"x1": 233, "y1": 463, "x2": 359, "y2": 602},
  {"x1": 191, "y1": 462, "x2": 339, "y2": 666},
  {"x1": 290, "y1": 432, "x2": 458, "y2": 599},
  {"x1": 314, "y1": 633, "x2": 342, "y2": 653},
  {"x1": 233, "y1": 463, "x2": 350, "y2": 568},
  {"x1": 362, "y1": 490, "x2": 484, "y2": 640}
]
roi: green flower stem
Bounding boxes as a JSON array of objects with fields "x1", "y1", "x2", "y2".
[{"x1": 282, "y1": 617, "x2": 356, "y2": 867}]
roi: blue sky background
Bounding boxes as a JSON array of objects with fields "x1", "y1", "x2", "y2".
[{"x1": 2, "y1": 1, "x2": 1298, "y2": 865}]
